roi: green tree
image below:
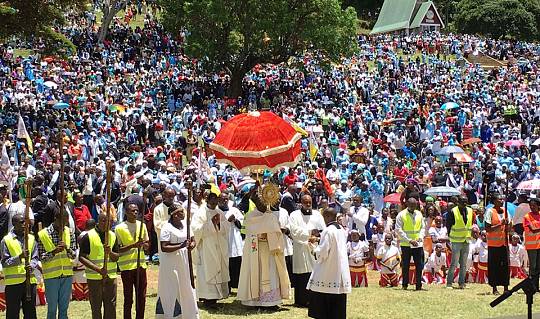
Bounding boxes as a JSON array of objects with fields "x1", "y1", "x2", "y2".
[
  {"x1": 98, "y1": 0, "x2": 127, "y2": 43},
  {"x1": 455, "y1": 0, "x2": 537, "y2": 40},
  {"x1": 160, "y1": 0, "x2": 358, "y2": 96},
  {"x1": 0, "y1": 0, "x2": 86, "y2": 55}
]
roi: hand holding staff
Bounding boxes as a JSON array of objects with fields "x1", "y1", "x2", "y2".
[
  {"x1": 58, "y1": 131, "x2": 65, "y2": 240},
  {"x1": 102, "y1": 160, "x2": 113, "y2": 280},
  {"x1": 23, "y1": 178, "x2": 33, "y2": 301},
  {"x1": 186, "y1": 178, "x2": 195, "y2": 288}
]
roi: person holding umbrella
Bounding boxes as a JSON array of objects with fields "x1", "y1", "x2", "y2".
[{"x1": 485, "y1": 193, "x2": 510, "y2": 295}]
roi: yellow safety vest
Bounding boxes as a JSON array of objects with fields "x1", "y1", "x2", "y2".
[
  {"x1": 85, "y1": 229, "x2": 117, "y2": 280},
  {"x1": 37, "y1": 226, "x2": 73, "y2": 279},
  {"x1": 449, "y1": 207, "x2": 473, "y2": 243},
  {"x1": 400, "y1": 209, "x2": 422, "y2": 246},
  {"x1": 115, "y1": 221, "x2": 147, "y2": 272},
  {"x1": 3, "y1": 234, "x2": 37, "y2": 286}
]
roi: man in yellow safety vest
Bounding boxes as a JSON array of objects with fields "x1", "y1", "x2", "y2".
[
  {"x1": 396, "y1": 197, "x2": 425, "y2": 291},
  {"x1": 1, "y1": 213, "x2": 39, "y2": 319},
  {"x1": 37, "y1": 207, "x2": 77, "y2": 319},
  {"x1": 446, "y1": 195, "x2": 474, "y2": 289},
  {"x1": 79, "y1": 212, "x2": 119, "y2": 319},
  {"x1": 115, "y1": 203, "x2": 149, "y2": 319}
]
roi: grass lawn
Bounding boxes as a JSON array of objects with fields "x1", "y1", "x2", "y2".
[
  {"x1": 94, "y1": 8, "x2": 146, "y2": 30},
  {"x1": 13, "y1": 48, "x2": 34, "y2": 58},
  {"x1": 35, "y1": 265, "x2": 537, "y2": 318}
]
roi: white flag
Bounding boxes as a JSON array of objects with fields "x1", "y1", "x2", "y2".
[{"x1": 17, "y1": 114, "x2": 33, "y2": 153}]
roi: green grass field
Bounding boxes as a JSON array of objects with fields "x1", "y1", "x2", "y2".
[{"x1": 34, "y1": 265, "x2": 538, "y2": 318}]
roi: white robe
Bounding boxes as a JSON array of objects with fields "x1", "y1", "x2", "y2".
[
  {"x1": 237, "y1": 209, "x2": 291, "y2": 306},
  {"x1": 156, "y1": 223, "x2": 199, "y2": 319},
  {"x1": 307, "y1": 223, "x2": 352, "y2": 294},
  {"x1": 224, "y1": 206, "x2": 244, "y2": 258},
  {"x1": 289, "y1": 209, "x2": 326, "y2": 274},
  {"x1": 191, "y1": 206, "x2": 230, "y2": 300}
]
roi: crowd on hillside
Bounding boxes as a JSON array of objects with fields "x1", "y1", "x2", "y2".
[{"x1": 0, "y1": 2, "x2": 540, "y2": 318}]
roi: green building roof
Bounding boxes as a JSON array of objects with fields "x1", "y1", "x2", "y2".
[{"x1": 371, "y1": 0, "x2": 443, "y2": 35}]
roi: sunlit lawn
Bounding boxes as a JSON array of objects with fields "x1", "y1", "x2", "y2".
[{"x1": 34, "y1": 264, "x2": 538, "y2": 318}]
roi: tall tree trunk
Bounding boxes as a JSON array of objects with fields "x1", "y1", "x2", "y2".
[
  {"x1": 228, "y1": 68, "x2": 246, "y2": 98},
  {"x1": 98, "y1": 0, "x2": 124, "y2": 44}
]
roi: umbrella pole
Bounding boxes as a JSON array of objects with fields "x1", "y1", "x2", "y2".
[{"x1": 504, "y1": 177, "x2": 510, "y2": 286}]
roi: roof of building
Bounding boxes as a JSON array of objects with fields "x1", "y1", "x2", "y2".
[{"x1": 371, "y1": 0, "x2": 444, "y2": 35}]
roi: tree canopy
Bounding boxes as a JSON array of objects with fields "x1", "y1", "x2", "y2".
[
  {"x1": 454, "y1": 0, "x2": 540, "y2": 41},
  {"x1": 160, "y1": 0, "x2": 359, "y2": 95},
  {"x1": 0, "y1": 0, "x2": 86, "y2": 55}
]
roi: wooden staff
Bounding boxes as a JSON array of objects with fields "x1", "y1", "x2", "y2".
[
  {"x1": 23, "y1": 178, "x2": 33, "y2": 301},
  {"x1": 58, "y1": 132, "x2": 66, "y2": 240},
  {"x1": 135, "y1": 190, "x2": 147, "y2": 311},
  {"x1": 186, "y1": 178, "x2": 195, "y2": 288},
  {"x1": 102, "y1": 160, "x2": 113, "y2": 280}
]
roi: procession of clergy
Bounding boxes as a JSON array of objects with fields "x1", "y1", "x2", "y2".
[{"x1": 3, "y1": 185, "x2": 540, "y2": 319}]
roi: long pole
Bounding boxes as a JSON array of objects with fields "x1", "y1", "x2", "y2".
[
  {"x1": 58, "y1": 132, "x2": 65, "y2": 240},
  {"x1": 186, "y1": 178, "x2": 195, "y2": 288},
  {"x1": 102, "y1": 160, "x2": 113, "y2": 280},
  {"x1": 135, "y1": 190, "x2": 146, "y2": 313},
  {"x1": 504, "y1": 177, "x2": 510, "y2": 282},
  {"x1": 23, "y1": 178, "x2": 33, "y2": 301}
]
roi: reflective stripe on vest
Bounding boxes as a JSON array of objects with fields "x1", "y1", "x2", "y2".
[
  {"x1": 115, "y1": 221, "x2": 147, "y2": 271},
  {"x1": 449, "y1": 207, "x2": 474, "y2": 243},
  {"x1": 400, "y1": 210, "x2": 422, "y2": 246},
  {"x1": 3, "y1": 234, "x2": 37, "y2": 286},
  {"x1": 524, "y1": 213, "x2": 540, "y2": 250},
  {"x1": 85, "y1": 229, "x2": 117, "y2": 280},
  {"x1": 487, "y1": 209, "x2": 506, "y2": 247},
  {"x1": 38, "y1": 227, "x2": 73, "y2": 279}
]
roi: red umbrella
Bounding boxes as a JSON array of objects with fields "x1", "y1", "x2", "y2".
[
  {"x1": 383, "y1": 193, "x2": 402, "y2": 205},
  {"x1": 210, "y1": 111, "x2": 302, "y2": 172},
  {"x1": 505, "y1": 139, "x2": 524, "y2": 147}
]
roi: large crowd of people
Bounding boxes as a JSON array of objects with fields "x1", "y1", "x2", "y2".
[{"x1": 1, "y1": 1, "x2": 540, "y2": 319}]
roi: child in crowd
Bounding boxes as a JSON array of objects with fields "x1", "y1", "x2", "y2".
[
  {"x1": 473, "y1": 230, "x2": 489, "y2": 284},
  {"x1": 371, "y1": 224, "x2": 385, "y2": 271},
  {"x1": 377, "y1": 233, "x2": 401, "y2": 287},
  {"x1": 423, "y1": 243, "x2": 447, "y2": 284},
  {"x1": 348, "y1": 230, "x2": 370, "y2": 287},
  {"x1": 509, "y1": 234, "x2": 528, "y2": 279}
]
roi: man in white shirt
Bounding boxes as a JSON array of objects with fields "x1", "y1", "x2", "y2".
[
  {"x1": 289, "y1": 195, "x2": 325, "y2": 307},
  {"x1": 219, "y1": 191, "x2": 243, "y2": 291},
  {"x1": 307, "y1": 207, "x2": 351, "y2": 319},
  {"x1": 513, "y1": 194, "x2": 530, "y2": 237},
  {"x1": 7, "y1": 195, "x2": 34, "y2": 231},
  {"x1": 349, "y1": 195, "x2": 369, "y2": 235}
]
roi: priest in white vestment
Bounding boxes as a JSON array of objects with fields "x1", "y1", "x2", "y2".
[
  {"x1": 191, "y1": 192, "x2": 230, "y2": 306},
  {"x1": 289, "y1": 194, "x2": 326, "y2": 307},
  {"x1": 238, "y1": 190, "x2": 291, "y2": 307},
  {"x1": 307, "y1": 207, "x2": 351, "y2": 319}
]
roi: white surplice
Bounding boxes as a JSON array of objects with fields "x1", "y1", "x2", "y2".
[
  {"x1": 289, "y1": 209, "x2": 326, "y2": 274},
  {"x1": 156, "y1": 222, "x2": 199, "y2": 319},
  {"x1": 224, "y1": 206, "x2": 244, "y2": 258},
  {"x1": 307, "y1": 223, "x2": 352, "y2": 294},
  {"x1": 191, "y1": 206, "x2": 230, "y2": 300},
  {"x1": 237, "y1": 209, "x2": 291, "y2": 306}
]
